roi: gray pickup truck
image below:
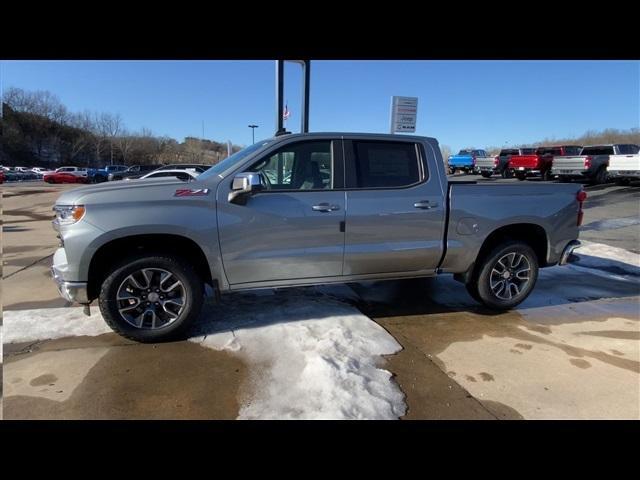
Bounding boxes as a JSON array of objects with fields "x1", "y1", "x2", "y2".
[
  {"x1": 51, "y1": 133, "x2": 586, "y2": 342},
  {"x1": 551, "y1": 144, "x2": 640, "y2": 184},
  {"x1": 475, "y1": 148, "x2": 536, "y2": 178}
]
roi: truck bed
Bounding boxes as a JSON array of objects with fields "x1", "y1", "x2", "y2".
[{"x1": 440, "y1": 182, "x2": 583, "y2": 273}]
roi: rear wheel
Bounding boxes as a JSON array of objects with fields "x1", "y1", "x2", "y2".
[
  {"x1": 448, "y1": 167, "x2": 456, "y2": 175},
  {"x1": 467, "y1": 241, "x2": 539, "y2": 310},
  {"x1": 593, "y1": 167, "x2": 608, "y2": 185},
  {"x1": 542, "y1": 169, "x2": 552, "y2": 181},
  {"x1": 481, "y1": 171, "x2": 492, "y2": 178},
  {"x1": 516, "y1": 173, "x2": 526, "y2": 181},
  {"x1": 502, "y1": 168, "x2": 513, "y2": 179},
  {"x1": 98, "y1": 255, "x2": 204, "y2": 343}
]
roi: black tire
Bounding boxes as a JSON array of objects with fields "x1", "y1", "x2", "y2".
[
  {"x1": 448, "y1": 167, "x2": 456, "y2": 175},
  {"x1": 542, "y1": 169, "x2": 552, "y2": 182},
  {"x1": 516, "y1": 173, "x2": 526, "y2": 181},
  {"x1": 481, "y1": 172, "x2": 492, "y2": 178},
  {"x1": 468, "y1": 240, "x2": 539, "y2": 310},
  {"x1": 593, "y1": 167, "x2": 608, "y2": 185},
  {"x1": 615, "y1": 178, "x2": 630, "y2": 186},
  {"x1": 465, "y1": 282, "x2": 482, "y2": 303},
  {"x1": 98, "y1": 254, "x2": 204, "y2": 343},
  {"x1": 502, "y1": 168, "x2": 513, "y2": 179}
]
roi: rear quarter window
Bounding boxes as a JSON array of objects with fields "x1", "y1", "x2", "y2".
[
  {"x1": 348, "y1": 141, "x2": 423, "y2": 189},
  {"x1": 582, "y1": 146, "x2": 615, "y2": 155}
]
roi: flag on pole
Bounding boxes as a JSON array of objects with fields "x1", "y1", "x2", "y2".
[{"x1": 283, "y1": 102, "x2": 291, "y2": 121}]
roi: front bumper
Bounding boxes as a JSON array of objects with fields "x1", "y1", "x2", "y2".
[
  {"x1": 51, "y1": 248, "x2": 89, "y2": 303},
  {"x1": 559, "y1": 240, "x2": 581, "y2": 266}
]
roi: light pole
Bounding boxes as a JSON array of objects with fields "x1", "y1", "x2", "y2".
[{"x1": 248, "y1": 124, "x2": 259, "y2": 144}]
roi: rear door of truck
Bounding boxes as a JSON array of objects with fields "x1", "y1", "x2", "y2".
[{"x1": 342, "y1": 136, "x2": 446, "y2": 275}]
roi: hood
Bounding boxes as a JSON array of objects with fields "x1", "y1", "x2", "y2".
[{"x1": 55, "y1": 177, "x2": 219, "y2": 206}]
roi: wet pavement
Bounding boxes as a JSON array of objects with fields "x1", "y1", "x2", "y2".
[
  {"x1": 2, "y1": 180, "x2": 639, "y2": 419},
  {"x1": 4, "y1": 334, "x2": 246, "y2": 419}
]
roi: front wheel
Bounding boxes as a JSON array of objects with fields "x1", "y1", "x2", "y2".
[
  {"x1": 468, "y1": 241, "x2": 539, "y2": 310},
  {"x1": 502, "y1": 168, "x2": 513, "y2": 179},
  {"x1": 98, "y1": 255, "x2": 204, "y2": 342},
  {"x1": 448, "y1": 167, "x2": 456, "y2": 175}
]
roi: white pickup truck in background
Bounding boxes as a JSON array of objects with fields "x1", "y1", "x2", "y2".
[{"x1": 607, "y1": 153, "x2": 640, "y2": 185}]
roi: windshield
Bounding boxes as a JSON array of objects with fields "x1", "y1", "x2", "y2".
[{"x1": 197, "y1": 139, "x2": 274, "y2": 181}]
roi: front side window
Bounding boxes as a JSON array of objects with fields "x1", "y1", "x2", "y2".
[
  {"x1": 250, "y1": 140, "x2": 333, "y2": 190},
  {"x1": 351, "y1": 141, "x2": 421, "y2": 188}
]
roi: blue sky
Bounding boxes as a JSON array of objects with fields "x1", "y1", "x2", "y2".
[{"x1": 1, "y1": 60, "x2": 638, "y2": 152}]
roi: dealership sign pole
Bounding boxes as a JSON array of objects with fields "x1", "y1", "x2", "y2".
[{"x1": 390, "y1": 96, "x2": 418, "y2": 133}]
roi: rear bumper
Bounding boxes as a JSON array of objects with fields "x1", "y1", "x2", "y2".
[
  {"x1": 608, "y1": 170, "x2": 640, "y2": 178},
  {"x1": 559, "y1": 240, "x2": 581, "y2": 266},
  {"x1": 551, "y1": 168, "x2": 590, "y2": 177}
]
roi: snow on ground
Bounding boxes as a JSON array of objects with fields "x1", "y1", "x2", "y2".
[
  {"x1": 191, "y1": 289, "x2": 405, "y2": 419},
  {"x1": 3, "y1": 307, "x2": 112, "y2": 344},
  {"x1": 3, "y1": 289, "x2": 405, "y2": 420},
  {"x1": 571, "y1": 241, "x2": 640, "y2": 274}
]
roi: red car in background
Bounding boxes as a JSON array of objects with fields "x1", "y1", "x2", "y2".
[
  {"x1": 509, "y1": 145, "x2": 583, "y2": 181},
  {"x1": 0, "y1": 170, "x2": 5, "y2": 184},
  {"x1": 44, "y1": 172, "x2": 88, "y2": 184}
]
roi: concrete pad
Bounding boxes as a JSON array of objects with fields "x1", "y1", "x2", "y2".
[{"x1": 3, "y1": 336, "x2": 247, "y2": 420}]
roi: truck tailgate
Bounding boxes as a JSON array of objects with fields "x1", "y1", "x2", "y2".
[
  {"x1": 475, "y1": 157, "x2": 496, "y2": 169},
  {"x1": 552, "y1": 156, "x2": 587, "y2": 172},
  {"x1": 509, "y1": 155, "x2": 539, "y2": 169},
  {"x1": 440, "y1": 182, "x2": 583, "y2": 274},
  {"x1": 608, "y1": 154, "x2": 640, "y2": 172}
]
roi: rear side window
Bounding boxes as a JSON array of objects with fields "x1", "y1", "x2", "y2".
[
  {"x1": 349, "y1": 141, "x2": 422, "y2": 189},
  {"x1": 565, "y1": 146, "x2": 582, "y2": 155},
  {"x1": 582, "y1": 146, "x2": 614, "y2": 155},
  {"x1": 629, "y1": 145, "x2": 640, "y2": 154},
  {"x1": 499, "y1": 149, "x2": 519, "y2": 156},
  {"x1": 520, "y1": 148, "x2": 536, "y2": 154}
]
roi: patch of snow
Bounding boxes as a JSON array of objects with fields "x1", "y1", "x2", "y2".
[
  {"x1": 581, "y1": 216, "x2": 640, "y2": 232},
  {"x1": 3, "y1": 307, "x2": 112, "y2": 344},
  {"x1": 191, "y1": 290, "x2": 405, "y2": 419},
  {"x1": 570, "y1": 241, "x2": 640, "y2": 277}
]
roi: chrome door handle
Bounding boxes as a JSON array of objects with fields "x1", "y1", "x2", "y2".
[
  {"x1": 414, "y1": 201, "x2": 437, "y2": 209},
  {"x1": 312, "y1": 203, "x2": 340, "y2": 212}
]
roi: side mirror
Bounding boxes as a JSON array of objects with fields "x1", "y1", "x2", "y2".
[{"x1": 228, "y1": 172, "x2": 263, "y2": 205}]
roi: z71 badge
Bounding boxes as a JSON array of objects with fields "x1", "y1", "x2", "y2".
[{"x1": 174, "y1": 188, "x2": 210, "y2": 197}]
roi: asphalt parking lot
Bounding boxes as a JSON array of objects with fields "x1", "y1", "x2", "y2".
[{"x1": 2, "y1": 176, "x2": 639, "y2": 419}]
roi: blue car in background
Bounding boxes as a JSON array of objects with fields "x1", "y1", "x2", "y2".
[
  {"x1": 87, "y1": 165, "x2": 128, "y2": 183},
  {"x1": 447, "y1": 149, "x2": 487, "y2": 175}
]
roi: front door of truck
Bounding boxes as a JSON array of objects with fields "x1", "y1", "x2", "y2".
[
  {"x1": 217, "y1": 138, "x2": 346, "y2": 285},
  {"x1": 342, "y1": 138, "x2": 446, "y2": 275}
]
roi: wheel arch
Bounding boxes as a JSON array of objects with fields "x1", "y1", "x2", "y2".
[{"x1": 87, "y1": 234, "x2": 215, "y2": 301}]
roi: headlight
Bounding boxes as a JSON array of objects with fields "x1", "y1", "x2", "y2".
[{"x1": 53, "y1": 205, "x2": 86, "y2": 225}]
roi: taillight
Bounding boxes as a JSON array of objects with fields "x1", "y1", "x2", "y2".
[
  {"x1": 576, "y1": 189, "x2": 587, "y2": 226},
  {"x1": 494, "y1": 156, "x2": 499, "y2": 167},
  {"x1": 584, "y1": 156, "x2": 592, "y2": 169}
]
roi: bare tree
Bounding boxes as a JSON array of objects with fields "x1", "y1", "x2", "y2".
[
  {"x1": 98, "y1": 113, "x2": 122, "y2": 165},
  {"x1": 116, "y1": 128, "x2": 135, "y2": 164}
]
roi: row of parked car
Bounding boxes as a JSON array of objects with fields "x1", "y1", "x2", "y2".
[
  {"x1": 447, "y1": 143, "x2": 640, "y2": 184},
  {"x1": 0, "y1": 164, "x2": 212, "y2": 184}
]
